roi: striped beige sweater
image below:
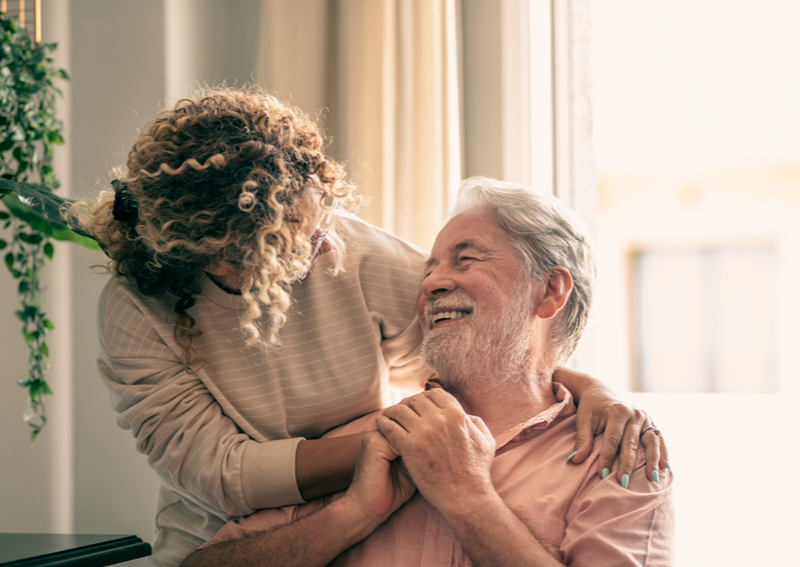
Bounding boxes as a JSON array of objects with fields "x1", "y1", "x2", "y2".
[{"x1": 96, "y1": 216, "x2": 430, "y2": 566}]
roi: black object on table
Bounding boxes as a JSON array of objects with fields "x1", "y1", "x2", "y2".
[{"x1": 0, "y1": 533, "x2": 152, "y2": 566}]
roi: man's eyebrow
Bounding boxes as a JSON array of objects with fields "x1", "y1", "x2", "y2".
[
  {"x1": 454, "y1": 239, "x2": 489, "y2": 254},
  {"x1": 423, "y1": 239, "x2": 489, "y2": 271}
]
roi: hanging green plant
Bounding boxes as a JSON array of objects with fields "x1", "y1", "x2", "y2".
[{"x1": 0, "y1": 14, "x2": 99, "y2": 442}]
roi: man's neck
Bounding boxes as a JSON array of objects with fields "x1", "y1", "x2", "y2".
[{"x1": 441, "y1": 368, "x2": 559, "y2": 437}]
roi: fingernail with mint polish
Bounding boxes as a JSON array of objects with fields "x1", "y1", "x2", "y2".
[
  {"x1": 566, "y1": 451, "x2": 577, "y2": 464},
  {"x1": 666, "y1": 461, "x2": 672, "y2": 471},
  {"x1": 621, "y1": 474, "x2": 630, "y2": 489},
  {"x1": 601, "y1": 468, "x2": 610, "y2": 479},
  {"x1": 651, "y1": 470, "x2": 659, "y2": 483}
]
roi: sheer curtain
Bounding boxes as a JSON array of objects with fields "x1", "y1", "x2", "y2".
[
  {"x1": 256, "y1": 0, "x2": 462, "y2": 252},
  {"x1": 255, "y1": 0, "x2": 596, "y2": 367}
]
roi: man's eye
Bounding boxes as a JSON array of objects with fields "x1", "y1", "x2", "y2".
[{"x1": 459, "y1": 256, "x2": 476, "y2": 263}]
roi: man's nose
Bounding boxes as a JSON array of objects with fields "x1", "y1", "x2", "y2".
[{"x1": 421, "y1": 265, "x2": 456, "y2": 297}]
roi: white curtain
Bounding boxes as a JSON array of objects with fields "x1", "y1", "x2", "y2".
[{"x1": 256, "y1": 0, "x2": 462, "y2": 252}]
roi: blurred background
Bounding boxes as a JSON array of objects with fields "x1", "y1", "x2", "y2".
[{"x1": 1, "y1": 1, "x2": 797, "y2": 565}]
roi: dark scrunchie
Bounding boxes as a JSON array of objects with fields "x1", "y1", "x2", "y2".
[{"x1": 111, "y1": 179, "x2": 139, "y2": 223}]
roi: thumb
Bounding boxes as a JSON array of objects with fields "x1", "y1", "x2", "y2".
[{"x1": 469, "y1": 414, "x2": 492, "y2": 436}]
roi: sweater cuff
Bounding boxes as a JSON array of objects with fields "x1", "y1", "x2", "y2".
[{"x1": 242, "y1": 437, "x2": 306, "y2": 510}]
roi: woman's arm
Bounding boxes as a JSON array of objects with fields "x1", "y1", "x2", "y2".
[
  {"x1": 555, "y1": 367, "x2": 669, "y2": 485},
  {"x1": 295, "y1": 433, "x2": 366, "y2": 500}
]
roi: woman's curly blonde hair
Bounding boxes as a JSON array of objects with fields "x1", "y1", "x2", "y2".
[{"x1": 69, "y1": 86, "x2": 357, "y2": 369}]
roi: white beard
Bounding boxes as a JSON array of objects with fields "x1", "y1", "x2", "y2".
[{"x1": 421, "y1": 284, "x2": 534, "y2": 398}]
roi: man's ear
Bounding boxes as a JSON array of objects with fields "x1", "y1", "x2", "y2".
[
  {"x1": 204, "y1": 261, "x2": 231, "y2": 277},
  {"x1": 534, "y1": 267, "x2": 573, "y2": 320}
]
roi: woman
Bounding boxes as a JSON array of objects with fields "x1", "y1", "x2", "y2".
[{"x1": 70, "y1": 87, "x2": 665, "y2": 567}]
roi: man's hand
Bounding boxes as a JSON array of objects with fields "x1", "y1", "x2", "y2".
[
  {"x1": 375, "y1": 388, "x2": 496, "y2": 513},
  {"x1": 376, "y1": 389, "x2": 566, "y2": 567},
  {"x1": 343, "y1": 430, "x2": 416, "y2": 526}
]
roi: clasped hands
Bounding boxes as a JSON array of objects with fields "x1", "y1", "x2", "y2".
[
  {"x1": 341, "y1": 388, "x2": 496, "y2": 528},
  {"x1": 339, "y1": 384, "x2": 666, "y2": 530}
]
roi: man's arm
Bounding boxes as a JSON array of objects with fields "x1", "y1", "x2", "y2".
[
  {"x1": 180, "y1": 432, "x2": 415, "y2": 567},
  {"x1": 180, "y1": 498, "x2": 371, "y2": 567},
  {"x1": 377, "y1": 389, "x2": 566, "y2": 567}
]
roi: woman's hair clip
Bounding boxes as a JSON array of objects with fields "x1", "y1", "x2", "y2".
[{"x1": 111, "y1": 179, "x2": 139, "y2": 223}]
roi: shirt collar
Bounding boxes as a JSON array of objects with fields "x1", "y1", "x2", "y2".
[{"x1": 493, "y1": 382, "x2": 576, "y2": 449}]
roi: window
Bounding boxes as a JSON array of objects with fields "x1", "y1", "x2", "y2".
[{"x1": 633, "y1": 245, "x2": 777, "y2": 393}]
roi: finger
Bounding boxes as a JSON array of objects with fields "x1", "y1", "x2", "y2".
[
  {"x1": 364, "y1": 429, "x2": 400, "y2": 460},
  {"x1": 468, "y1": 414, "x2": 491, "y2": 436},
  {"x1": 397, "y1": 391, "x2": 440, "y2": 416},
  {"x1": 659, "y1": 432, "x2": 670, "y2": 472},
  {"x1": 641, "y1": 427, "x2": 662, "y2": 482},
  {"x1": 595, "y1": 416, "x2": 626, "y2": 478},
  {"x1": 376, "y1": 415, "x2": 409, "y2": 452},
  {"x1": 569, "y1": 404, "x2": 603, "y2": 465},
  {"x1": 382, "y1": 402, "x2": 422, "y2": 425},
  {"x1": 401, "y1": 392, "x2": 441, "y2": 416},
  {"x1": 402, "y1": 388, "x2": 460, "y2": 417},
  {"x1": 616, "y1": 412, "x2": 647, "y2": 487}
]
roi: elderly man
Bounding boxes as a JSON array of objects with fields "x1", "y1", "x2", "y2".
[{"x1": 182, "y1": 177, "x2": 674, "y2": 567}]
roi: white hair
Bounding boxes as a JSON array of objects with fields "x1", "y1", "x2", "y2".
[{"x1": 451, "y1": 176, "x2": 596, "y2": 362}]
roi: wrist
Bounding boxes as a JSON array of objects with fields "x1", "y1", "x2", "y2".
[
  {"x1": 434, "y1": 488, "x2": 505, "y2": 529},
  {"x1": 336, "y1": 493, "x2": 387, "y2": 542},
  {"x1": 427, "y1": 482, "x2": 496, "y2": 519}
]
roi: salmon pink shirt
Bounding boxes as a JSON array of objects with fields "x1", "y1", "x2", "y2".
[{"x1": 204, "y1": 383, "x2": 674, "y2": 566}]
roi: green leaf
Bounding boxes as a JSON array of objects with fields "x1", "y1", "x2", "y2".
[
  {"x1": 43, "y1": 241, "x2": 53, "y2": 259},
  {"x1": 28, "y1": 381, "x2": 39, "y2": 397},
  {"x1": 0, "y1": 139, "x2": 13, "y2": 151},
  {"x1": 4, "y1": 251, "x2": 12, "y2": 271},
  {"x1": 51, "y1": 224, "x2": 101, "y2": 249},
  {"x1": 42, "y1": 319, "x2": 54, "y2": 330},
  {"x1": 0, "y1": 210, "x2": 10, "y2": 219},
  {"x1": 18, "y1": 232, "x2": 43, "y2": 244},
  {"x1": 17, "y1": 279, "x2": 29, "y2": 293},
  {"x1": 0, "y1": 239, "x2": 6, "y2": 249}
]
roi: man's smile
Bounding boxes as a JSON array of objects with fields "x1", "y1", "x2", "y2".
[{"x1": 431, "y1": 309, "x2": 471, "y2": 327}]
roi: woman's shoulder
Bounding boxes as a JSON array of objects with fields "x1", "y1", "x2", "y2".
[
  {"x1": 336, "y1": 214, "x2": 427, "y2": 268},
  {"x1": 99, "y1": 275, "x2": 172, "y2": 320}
]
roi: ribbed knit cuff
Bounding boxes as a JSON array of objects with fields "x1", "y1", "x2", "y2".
[{"x1": 242, "y1": 437, "x2": 306, "y2": 510}]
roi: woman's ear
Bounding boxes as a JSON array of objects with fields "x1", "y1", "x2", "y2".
[{"x1": 534, "y1": 267, "x2": 573, "y2": 320}]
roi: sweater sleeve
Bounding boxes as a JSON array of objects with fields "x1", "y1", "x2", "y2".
[
  {"x1": 97, "y1": 279, "x2": 305, "y2": 518},
  {"x1": 346, "y1": 218, "x2": 433, "y2": 395}
]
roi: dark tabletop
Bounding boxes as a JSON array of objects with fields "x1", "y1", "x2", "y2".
[{"x1": 0, "y1": 533, "x2": 151, "y2": 566}]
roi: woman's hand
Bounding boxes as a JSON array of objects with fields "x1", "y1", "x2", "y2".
[{"x1": 555, "y1": 368, "x2": 669, "y2": 486}]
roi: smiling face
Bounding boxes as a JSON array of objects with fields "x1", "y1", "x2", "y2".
[{"x1": 417, "y1": 208, "x2": 542, "y2": 391}]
